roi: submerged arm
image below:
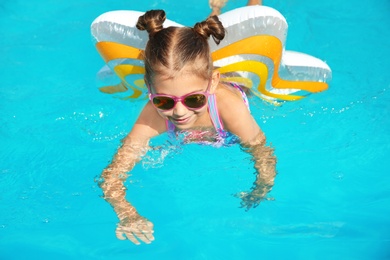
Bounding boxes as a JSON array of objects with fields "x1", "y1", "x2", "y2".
[
  {"x1": 216, "y1": 84, "x2": 277, "y2": 209},
  {"x1": 98, "y1": 102, "x2": 165, "y2": 245},
  {"x1": 239, "y1": 131, "x2": 277, "y2": 209},
  {"x1": 99, "y1": 136, "x2": 155, "y2": 244}
]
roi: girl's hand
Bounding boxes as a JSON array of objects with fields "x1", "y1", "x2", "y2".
[
  {"x1": 237, "y1": 191, "x2": 262, "y2": 210},
  {"x1": 236, "y1": 183, "x2": 274, "y2": 210},
  {"x1": 116, "y1": 215, "x2": 155, "y2": 245}
]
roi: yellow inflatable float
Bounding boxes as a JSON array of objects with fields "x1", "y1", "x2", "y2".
[{"x1": 91, "y1": 6, "x2": 331, "y2": 104}]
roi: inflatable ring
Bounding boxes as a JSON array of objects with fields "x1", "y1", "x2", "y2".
[{"x1": 91, "y1": 6, "x2": 331, "y2": 104}]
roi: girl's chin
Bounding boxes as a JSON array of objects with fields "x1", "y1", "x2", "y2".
[{"x1": 172, "y1": 122, "x2": 193, "y2": 130}]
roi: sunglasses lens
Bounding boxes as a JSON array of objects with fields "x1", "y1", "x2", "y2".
[
  {"x1": 184, "y1": 94, "x2": 207, "y2": 109},
  {"x1": 153, "y1": 97, "x2": 175, "y2": 110}
]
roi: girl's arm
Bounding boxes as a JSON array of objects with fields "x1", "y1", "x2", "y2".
[
  {"x1": 99, "y1": 102, "x2": 165, "y2": 245},
  {"x1": 99, "y1": 136, "x2": 152, "y2": 244},
  {"x1": 240, "y1": 131, "x2": 277, "y2": 209},
  {"x1": 218, "y1": 86, "x2": 277, "y2": 209}
]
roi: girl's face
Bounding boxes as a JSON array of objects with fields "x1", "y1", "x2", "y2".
[{"x1": 150, "y1": 67, "x2": 218, "y2": 130}]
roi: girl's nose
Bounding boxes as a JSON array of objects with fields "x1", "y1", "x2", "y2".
[{"x1": 172, "y1": 101, "x2": 188, "y2": 116}]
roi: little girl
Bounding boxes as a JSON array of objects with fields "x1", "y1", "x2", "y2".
[{"x1": 99, "y1": 10, "x2": 276, "y2": 245}]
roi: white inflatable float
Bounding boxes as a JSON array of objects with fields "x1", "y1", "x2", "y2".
[{"x1": 91, "y1": 6, "x2": 331, "y2": 104}]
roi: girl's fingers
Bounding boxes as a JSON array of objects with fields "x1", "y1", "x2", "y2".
[
  {"x1": 125, "y1": 231, "x2": 142, "y2": 245},
  {"x1": 135, "y1": 231, "x2": 153, "y2": 244},
  {"x1": 115, "y1": 228, "x2": 127, "y2": 240},
  {"x1": 144, "y1": 231, "x2": 155, "y2": 242},
  {"x1": 116, "y1": 222, "x2": 154, "y2": 245}
]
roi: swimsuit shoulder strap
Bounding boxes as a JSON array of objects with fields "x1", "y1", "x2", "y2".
[
  {"x1": 208, "y1": 83, "x2": 250, "y2": 133},
  {"x1": 231, "y1": 83, "x2": 250, "y2": 111},
  {"x1": 166, "y1": 119, "x2": 176, "y2": 134},
  {"x1": 208, "y1": 93, "x2": 225, "y2": 133}
]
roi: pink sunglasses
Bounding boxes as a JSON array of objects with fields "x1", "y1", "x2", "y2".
[{"x1": 147, "y1": 79, "x2": 211, "y2": 111}]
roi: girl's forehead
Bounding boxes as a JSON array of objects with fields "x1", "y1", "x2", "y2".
[
  {"x1": 152, "y1": 59, "x2": 209, "y2": 81},
  {"x1": 152, "y1": 73, "x2": 209, "y2": 95}
]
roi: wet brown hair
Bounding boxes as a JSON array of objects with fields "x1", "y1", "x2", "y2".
[{"x1": 136, "y1": 10, "x2": 225, "y2": 84}]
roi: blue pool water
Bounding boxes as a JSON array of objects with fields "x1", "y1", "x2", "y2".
[{"x1": 1, "y1": 0, "x2": 390, "y2": 259}]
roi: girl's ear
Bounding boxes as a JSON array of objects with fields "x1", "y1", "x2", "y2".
[{"x1": 210, "y1": 70, "x2": 220, "y2": 93}]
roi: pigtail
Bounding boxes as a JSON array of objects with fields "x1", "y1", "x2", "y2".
[
  {"x1": 193, "y1": 15, "x2": 225, "y2": 44},
  {"x1": 136, "y1": 10, "x2": 166, "y2": 37}
]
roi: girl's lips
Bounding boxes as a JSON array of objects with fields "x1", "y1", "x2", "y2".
[{"x1": 171, "y1": 117, "x2": 190, "y2": 125}]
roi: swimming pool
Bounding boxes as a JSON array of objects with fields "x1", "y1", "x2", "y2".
[{"x1": 1, "y1": 0, "x2": 389, "y2": 259}]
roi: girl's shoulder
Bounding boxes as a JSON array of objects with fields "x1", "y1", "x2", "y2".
[
  {"x1": 215, "y1": 83, "x2": 259, "y2": 142},
  {"x1": 215, "y1": 83, "x2": 250, "y2": 114}
]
